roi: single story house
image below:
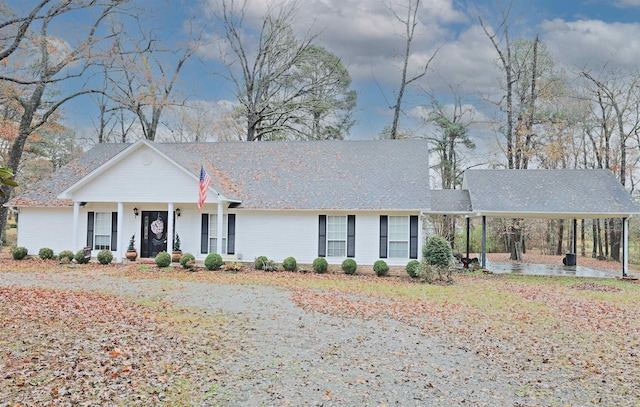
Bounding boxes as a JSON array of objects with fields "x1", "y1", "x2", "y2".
[{"x1": 8, "y1": 139, "x2": 431, "y2": 266}]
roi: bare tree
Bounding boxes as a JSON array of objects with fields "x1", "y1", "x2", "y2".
[
  {"x1": 386, "y1": 0, "x2": 437, "y2": 140},
  {"x1": 0, "y1": 0, "x2": 126, "y2": 238},
  {"x1": 215, "y1": 0, "x2": 356, "y2": 141},
  {"x1": 105, "y1": 15, "x2": 201, "y2": 141}
]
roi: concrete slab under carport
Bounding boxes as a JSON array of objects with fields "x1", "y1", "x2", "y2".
[{"x1": 484, "y1": 260, "x2": 638, "y2": 279}]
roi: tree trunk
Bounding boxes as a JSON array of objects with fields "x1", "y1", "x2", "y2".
[
  {"x1": 609, "y1": 218, "x2": 621, "y2": 262},
  {"x1": 556, "y1": 219, "x2": 564, "y2": 255},
  {"x1": 604, "y1": 219, "x2": 610, "y2": 259}
]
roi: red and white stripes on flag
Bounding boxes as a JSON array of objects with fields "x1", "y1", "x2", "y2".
[{"x1": 198, "y1": 165, "x2": 211, "y2": 212}]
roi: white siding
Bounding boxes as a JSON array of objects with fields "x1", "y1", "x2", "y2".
[
  {"x1": 231, "y1": 210, "x2": 421, "y2": 266},
  {"x1": 17, "y1": 208, "x2": 73, "y2": 255}
]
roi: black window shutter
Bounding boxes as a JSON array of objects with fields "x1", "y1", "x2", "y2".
[
  {"x1": 111, "y1": 212, "x2": 118, "y2": 251},
  {"x1": 227, "y1": 214, "x2": 236, "y2": 255},
  {"x1": 87, "y1": 212, "x2": 94, "y2": 248},
  {"x1": 379, "y1": 215, "x2": 388, "y2": 258},
  {"x1": 347, "y1": 215, "x2": 356, "y2": 258},
  {"x1": 409, "y1": 215, "x2": 418, "y2": 259},
  {"x1": 201, "y1": 214, "x2": 209, "y2": 254},
  {"x1": 318, "y1": 215, "x2": 326, "y2": 257}
]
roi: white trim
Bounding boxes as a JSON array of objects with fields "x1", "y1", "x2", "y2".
[
  {"x1": 72, "y1": 202, "x2": 80, "y2": 251},
  {"x1": 116, "y1": 202, "x2": 123, "y2": 263},
  {"x1": 216, "y1": 202, "x2": 224, "y2": 254},
  {"x1": 168, "y1": 203, "x2": 174, "y2": 254}
]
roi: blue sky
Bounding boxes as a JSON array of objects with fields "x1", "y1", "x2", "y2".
[{"x1": 6, "y1": 0, "x2": 640, "y2": 151}]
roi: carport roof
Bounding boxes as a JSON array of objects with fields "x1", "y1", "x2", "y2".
[{"x1": 431, "y1": 169, "x2": 640, "y2": 219}]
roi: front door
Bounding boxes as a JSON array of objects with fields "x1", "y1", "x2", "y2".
[{"x1": 141, "y1": 211, "x2": 168, "y2": 258}]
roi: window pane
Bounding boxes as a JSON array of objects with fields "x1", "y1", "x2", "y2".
[
  {"x1": 327, "y1": 216, "x2": 346, "y2": 240},
  {"x1": 388, "y1": 216, "x2": 408, "y2": 240},
  {"x1": 389, "y1": 241, "x2": 408, "y2": 258},
  {"x1": 327, "y1": 240, "x2": 346, "y2": 257}
]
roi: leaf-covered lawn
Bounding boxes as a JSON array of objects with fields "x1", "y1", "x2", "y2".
[
  {"x1": 1, "y1": 255, "x2": 640, "y2": 404},
  {"x1": 0, "y1": 286, "x2": 225, "y2": 406}
]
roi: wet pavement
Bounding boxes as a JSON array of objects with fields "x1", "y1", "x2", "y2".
[{"x1": 485, "y1": 260, "x2": 633, "y2": 279}]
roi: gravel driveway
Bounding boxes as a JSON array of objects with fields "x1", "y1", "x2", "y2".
[{"x1": 0, "y1": 271, "x2": 546, "y2": 406}]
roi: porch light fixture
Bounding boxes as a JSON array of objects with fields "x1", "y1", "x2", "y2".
[
  {"x1": 133, "y1": 207, "x2": 139, "y2": 216},
  {"x1": 176, "y1": 208, "x2": 181, "y2": 217}
]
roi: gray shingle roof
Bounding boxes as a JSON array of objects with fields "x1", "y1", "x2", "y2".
[
  {"x1": 9, "y1": 143, "x2": 130, "y2": 207},
  {"x1": 430, "y1": 189, "x2": 472, "y2": 213},
  {"x1": 461, "y1": 169, "x2": 640, "y2": 218},
  {"x1": 10, "y1": 139, "x2": 431, "y2": 211}
]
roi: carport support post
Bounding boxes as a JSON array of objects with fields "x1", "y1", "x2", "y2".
[
  {"x1": 465, "y1": 216, "x2": 470, "y2": 268},
  {"x1": 481, "y1": 216, "x2": 486, "y2": 268},
  {"x1": 623, "y1": 218, "x2": 629, "y2": 277}
]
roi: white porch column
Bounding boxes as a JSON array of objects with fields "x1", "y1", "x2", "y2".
[
  {"x1": 168, "y1": 203, "x2": 174, "y2": 253},
  {"x1": 116, "y1": 202, "x2": 124, "y2": 263},
  {"x1": 72, "y1": 202, "x2": 80, "y2": 250},
  {"x1": 217, "y1": 201, "x2": 224, "y2": 254},
  {"x1": 623, "y1": 217, "x2": 629, "y2": 277}
]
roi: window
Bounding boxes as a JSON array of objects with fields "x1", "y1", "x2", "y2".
[
  {"x1": 94, "y1": 212, "x2": 112, "y2": 250},
  {"x1": 208, "y1": 214, "x2": 228, "y2": 254},
  {"x1": 388, "y1": 216, "x2": 409, "y2": 258},
  {"x1": 327, "y1": 215, "x2": 347, "y2": 257}
]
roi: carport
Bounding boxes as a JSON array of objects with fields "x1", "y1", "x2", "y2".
[{"x1": 430, "y1": 169, "x2": 640, "y2": 277}]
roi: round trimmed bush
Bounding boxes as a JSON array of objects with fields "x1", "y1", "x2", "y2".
[
  {"x1": 180, "y1": 253, "x2": 196, "y2": 269},
  {"x1": 341, "y1": 258, "x2": 357, "y2": 275},
  {"x1": 373, "y1": 260, "x2": 389, "y2": 277},
  {"x1": 58, "y1": 250, "x2": 75, "y2": 263},
  {"x1": 155, "y1": 251, "x2": 172, "y2": 268},
  {"x1": 38, "y1": 247, "x2": 54, "y2": 260},
  {"x1": 254, "y1": 256, "x2": 268, "y2": 270},
  {"x1": 204, "y1": 253, "x2": 224, "y2": 270},
  {"x1": 97, "y1": 250, "x2": 113, "y2": 265},
  {"x1": 312, "y1": 257, "x2": 328, "y2": 273},
  {"x1": 74, "y1": 249, "x2": 90, "y2": 264},
  {"x1": 406, "y1": 259, "x2": 421, "y2": 278},
  {"x1": 423, "y1": 235, "x2": 453, "y2": 267},
  {"x1": 282, "y1": 256, "x2": 297, "y2": 271},
  {"x1": 11, "y1": 246, "x2": 28, "y2": 260}
]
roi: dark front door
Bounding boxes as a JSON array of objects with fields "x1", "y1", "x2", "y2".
[{"x1": 141, "y1": 211, "x2": 168, "y2": 258}]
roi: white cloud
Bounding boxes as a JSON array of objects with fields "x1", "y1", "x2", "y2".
[{"x1": 540, "y1": 19, "x2": 640, "y2": 71}]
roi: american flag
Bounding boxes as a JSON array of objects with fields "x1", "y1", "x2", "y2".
[{"x1": 198, "y1": 166, "x2": 211, "y2": 212}]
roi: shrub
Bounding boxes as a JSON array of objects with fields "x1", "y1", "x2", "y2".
[
  {"x1": 312, "y1": 257, "x2": 328, "y2": 273},
  {"x1": 204, "y1": 253, "x2": 223, "y2": 270},
  {"x1": 58, "y1": 250, "x2": 75, "y2": 263},
  {"x1": 262, "y1": 259, "x2": 279, "y2": 272},
  {"x1": 180, "y1": 253, "x2": 196, "y2": 270},
  {"x1": 406, "y1": 259, "x2": 422, "y2": 278},
  {"x1": 341, "y1": 258, "x2": 357, "y2": 275},
  {"x1": 155, "y1": 251, "x2": 172, "y2": 268},
  {"x1": 373, "y1": 260, "x2": 389, "y2": 277},
  {"x1": 225, "y1": 261, "x2": 243, "y2": 272},
  {"x1": 11, "y1": 246, "x2": 28, "y2": 260},
  {"x1": 74, "y1": 249, "x2": 90, "y2": 264},
  {"x1": 282, "y1": 256, "x2": 297, "y2": 271},
  {"x1": 38, "y1": 247, "x2": 54, "y2": 260},
  {"x1": 423, "y1": 235, "x2": 453, "y2": 268},
  {"x1": 97, "y1": 250, "x2": 113, "y2": 265},
  {"x1": 254, "y1": 256, "x2": 269, "y2": 270}
]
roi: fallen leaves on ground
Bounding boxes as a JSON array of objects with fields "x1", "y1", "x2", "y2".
[{"x1": 0, "y1": 287, "x2": 224, "y2": 406}]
